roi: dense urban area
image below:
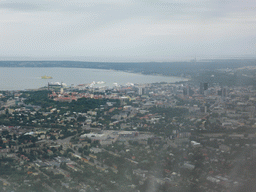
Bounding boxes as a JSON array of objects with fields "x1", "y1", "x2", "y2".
[{"x1": 0, "y1": 65, "x2": 256, "y2": 192}]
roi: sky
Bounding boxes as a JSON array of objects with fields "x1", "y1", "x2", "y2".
[{"x1": 0, "y1": 0, "x2": 255, "y2": 62}]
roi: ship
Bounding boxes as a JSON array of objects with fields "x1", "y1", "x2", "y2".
[
  {"x1": 97, "y1": 81, "x2": 106, "y2": 84},
  {"x1": 48, "y1": 82, "x2": 61, "y2": 86},
  {"x1": 41, "y1": 75, "x2": 53, "y2": 79},
  {"x1": 126, "y1": 82, "x2": 134, "y2": 86}
]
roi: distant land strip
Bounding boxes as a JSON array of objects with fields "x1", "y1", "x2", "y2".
[{"x1": 0, "y1": 59, "x2": 256, "y2": 78}]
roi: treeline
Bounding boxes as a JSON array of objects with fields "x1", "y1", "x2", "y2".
[
  {"x1": 23, "y1": 90, "x2": 54, "y2": 108},
  {"x1": 23, "y1": 90, "x2": 120, "y2": 113},
  {"x1": 149, "y1": 106, "x2": 188, "y2": 119}
]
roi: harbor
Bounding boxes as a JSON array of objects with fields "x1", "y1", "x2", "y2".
[{"x1": 0, "y1": 67, "x2": 185, "y2": 90}]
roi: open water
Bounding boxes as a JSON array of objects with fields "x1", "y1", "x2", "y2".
[{"x1": 0, "y1": 67, "x2": 186, "y2": 90}]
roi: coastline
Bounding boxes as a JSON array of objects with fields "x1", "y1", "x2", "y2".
[
  {"x1": 0, "y1": 67, "x2": 188, "y2": 91},
  {"x1": 0, "y1": 65, "x2": 190, "y2": 79}
]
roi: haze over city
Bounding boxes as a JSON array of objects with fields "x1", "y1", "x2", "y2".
[
  {"x1": 0, "y1": 0, "x2": 255, "y2": 62},
  {"x1": 1, "y1": 1, "x2": 256, "y2": 192}
]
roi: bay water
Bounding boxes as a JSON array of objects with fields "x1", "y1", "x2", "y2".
[{"x1": 0, "y1": 67, "x2": 186, "y2": 90}]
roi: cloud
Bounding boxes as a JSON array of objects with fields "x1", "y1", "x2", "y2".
[
  {"x1": 0, "y1": 2, "x2": 42, "y2": 11},
  {"x1": 0, "y1": 0, "x2": 255, "y2": 61}
]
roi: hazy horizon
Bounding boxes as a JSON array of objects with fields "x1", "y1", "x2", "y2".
[
  {"x1": 0, "y1": 0, "x2": 255, "y2": 62},
  {"x1": 0, "y1": 55, "x2": 256, "y2": 63}
]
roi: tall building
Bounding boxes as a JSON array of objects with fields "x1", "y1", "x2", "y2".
[
  {"x1": 183, "y1": 87, "x2": 187, "y2": 96},
  {"x1": 217, "y1": 88, "x2": 227, "y2": 97},
  {"x1": 183, "y1": 86, "x2": 193, "y2": 96},
  {"x1": 221, "y1": 88, "x2": 227, "y2": 97},
  {"x1": 138, "y1": 87, "x2": 145, "y2": 95},
  {"x1": 200, "y1": 83, "x2": 208, "y2": 95}
]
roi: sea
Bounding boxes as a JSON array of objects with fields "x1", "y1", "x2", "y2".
[{"x1": 0, "y1": 67, "x2": 186, "y2": 90}]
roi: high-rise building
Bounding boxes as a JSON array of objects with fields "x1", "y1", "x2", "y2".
[
  {"x1": 138, "y1": 87, "x2": 145, "y2": 95},
  {"x1": 204, "y1": 83, "x2": 208, "y2": 91},
  {"x1": 183, "y1": 86, "x2": 193, "y2": 96},
  {"x1": 200, "y1": 83, "x2": 208, "y2": 95},
  {"x1": 183, "y1": 88, "x2": 187, "y2": 96},
  {"x1": 221, "y1": 88, "x2": 227, "y2": 97},
  {"x1": 217, "y1": 88, "x2": 227, "y2": 97}
]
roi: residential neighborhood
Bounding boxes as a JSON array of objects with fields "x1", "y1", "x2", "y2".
[{"x1": 0, "y1": 81, "x2": 255, "y2": 192}]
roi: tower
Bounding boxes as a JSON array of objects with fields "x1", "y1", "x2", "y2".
[{"x1": 200, "y1": 83, "x2": 208, "y2": 95}]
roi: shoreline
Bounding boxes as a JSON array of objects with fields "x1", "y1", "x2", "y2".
[
  {"x1": 0, "y1": 67, "x2": 190, "y2": 91},
  {"x1": 0, "y1": 66, "x2": 190, "y2": 79}
]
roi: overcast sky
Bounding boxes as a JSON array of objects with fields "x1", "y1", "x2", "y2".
[{"x1": 0, "y1": 0, "x2": 255, "y2": 62}]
